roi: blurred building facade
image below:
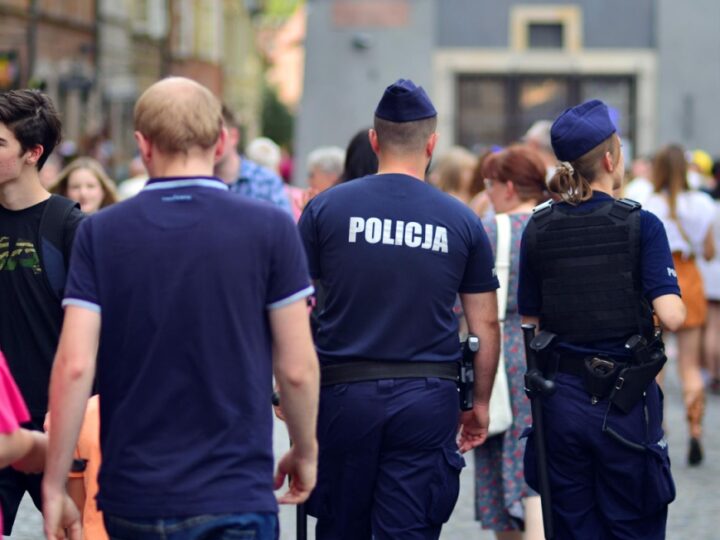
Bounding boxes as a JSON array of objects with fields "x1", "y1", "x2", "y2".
[
  {"x1": 0, "y1": 0, "x2": 266, "y2": 176},
  {"x1": 0, "y1": 0, "x2": 98, "y2": 145},
  {"x1": 297, "y1": 0, "x2": 720, "y2": 181},
  {"x1": 256, "y1": 1, "x2": 306, "y2": 112}
]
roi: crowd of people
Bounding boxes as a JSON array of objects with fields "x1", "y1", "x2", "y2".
[{"x1": 0, "y1": 74, "x2": 718, "y2": 540}]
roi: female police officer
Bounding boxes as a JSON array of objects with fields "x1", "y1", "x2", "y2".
[{"x1": 518, "y1": 100, "x2": 686, "y2": 539}]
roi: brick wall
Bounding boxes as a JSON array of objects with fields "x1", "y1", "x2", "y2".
[
  {"x1": 39, "y1": 0, "x2": 94, "y2": 24},
  {"x1": 168, "y1": 58, "x2": 223, "y2": 96},
  {"x1": 0, "y1": 10, "x2": 28, "y2": 86},
  {"x1": 35, "y1": 21, "x2": 94, "y2": 63}
]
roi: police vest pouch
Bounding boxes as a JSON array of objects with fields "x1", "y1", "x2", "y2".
[
  {"x1": 320, "y1": 359, "x2": 459, "y2": 387},
  {"x1": 610, "y1": 348, "x2": 667, "y2": 414}
]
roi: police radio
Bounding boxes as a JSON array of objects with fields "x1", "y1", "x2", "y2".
[{"x1": 459, "y1": 335, "x2": 479, "y2": 410}]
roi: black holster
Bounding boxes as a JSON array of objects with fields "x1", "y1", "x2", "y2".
[
  {"x1": 582, "y1": 357, "x2": 622, "y2": 399},
  {"x1": 610, "y1": 347, "x2": 667, "y2": 414},
  {"x1": 459, "y1": 335, "x2": 478, "y2": 411}
]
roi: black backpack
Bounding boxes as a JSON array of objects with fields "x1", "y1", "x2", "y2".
[{"x1": 37, "y1": 195, "x2": 80, "y2": 301}]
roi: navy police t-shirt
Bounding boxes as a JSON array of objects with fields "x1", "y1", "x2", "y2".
[
  {"x1": 518, "y1": 191, "x2": 680, "y2": 357},
  {"x1": 298, "y1": 173, "x2": 498, "y2": 363},
  {"x1": 63, "y1": 177, "x2": 313, "y2": 517}
]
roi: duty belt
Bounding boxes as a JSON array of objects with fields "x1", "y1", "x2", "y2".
[
  {"x1": 544, "y1": 352, "x2": 627, "y2": 378},
  {"x1": 546, "y1": 352, "x2": 630, "y2": 404},
  {"x1": 320, "y1": 359, "x2": 459, "y2": 387}
]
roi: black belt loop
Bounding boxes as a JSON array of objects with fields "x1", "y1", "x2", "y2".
[{"x1": 320, "y1": 360, "x2": 459, "y2": 387}]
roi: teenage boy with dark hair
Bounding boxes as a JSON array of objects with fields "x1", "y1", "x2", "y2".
[{"x1": 0, "y1": 89, "x2": 84, "y2": 534}]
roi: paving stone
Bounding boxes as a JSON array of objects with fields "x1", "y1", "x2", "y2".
[{"x1": 7, "y1": 351, "x2": 718, "y2": 539}]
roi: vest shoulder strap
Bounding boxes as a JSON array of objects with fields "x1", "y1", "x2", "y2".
[
  {"x1": 609, "y1": 197, "x2": 641, "y2": 220},
  {"x1": 530, "y1": 199, "x2": 554, "y2": 227}
]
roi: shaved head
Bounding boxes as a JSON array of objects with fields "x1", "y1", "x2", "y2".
[{"x1": 134, "y1": 77, "x2": 222, "y2": 154}]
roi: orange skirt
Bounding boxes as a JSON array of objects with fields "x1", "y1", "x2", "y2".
[{"x1": 673, "y1": 253, "x2": 707, "y2": 329}]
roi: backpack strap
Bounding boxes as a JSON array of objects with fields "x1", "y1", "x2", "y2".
[{"x1": 38, "y1": 195, "x2": 80, "y2": 301}]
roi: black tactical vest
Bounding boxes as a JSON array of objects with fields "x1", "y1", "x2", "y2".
[{"x1": 523, "y1": 198, "x2": 654, "y2": 344}]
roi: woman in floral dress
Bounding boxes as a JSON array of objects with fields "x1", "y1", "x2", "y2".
[{"x1": 474, "y1": 146, "x2": 550, "y2": 540}]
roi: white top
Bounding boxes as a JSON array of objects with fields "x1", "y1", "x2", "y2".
[
  {"x1": 697, "y1": 199, "x2": 720, "y2": 300},
  {"x1": 624, "y1": 177, "x2": 653, "y2": 205},
  {"x1": 644, "y1": 190, "x2": 715, "y2": 257}
]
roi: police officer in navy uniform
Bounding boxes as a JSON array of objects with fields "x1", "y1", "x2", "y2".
[
  {"x1": 518, "y1": 100, "x2": 686, "y2": 539},
  {"x1": 298, "y1": 79, "x2": 500, "y2": 539}
]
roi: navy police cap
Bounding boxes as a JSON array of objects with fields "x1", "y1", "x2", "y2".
[
  {"x1": 374, "y1": 79, "x2": 437, "y2": 123},
  {"x1": 551, "y1": 99, "x2": 616, "y2": 162}
]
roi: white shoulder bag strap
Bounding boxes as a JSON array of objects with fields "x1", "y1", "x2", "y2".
[
  {"x1": 487, "y1": 213, "x2": 513, "y2": 436},
  {"x1": 495, "y1": 213, "x2": 511, "y2": 321}
]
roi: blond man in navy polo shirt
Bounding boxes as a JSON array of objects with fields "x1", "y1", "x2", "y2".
[{"x1": 42, "y1": 77, "x2": 320, "y2": 540}]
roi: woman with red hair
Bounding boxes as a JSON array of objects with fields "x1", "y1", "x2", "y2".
[{"x1": 474, "y1": 145, "x2": 549, "y2": 540}]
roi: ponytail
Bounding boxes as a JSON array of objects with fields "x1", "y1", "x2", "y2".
[{"x1": 548, "y1": 161, "x2": 592, "y2": 205}]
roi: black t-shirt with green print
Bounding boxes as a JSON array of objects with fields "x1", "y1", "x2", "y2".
[{"x1": 0, "y1": 198, "x2": 83, "y2": 417}]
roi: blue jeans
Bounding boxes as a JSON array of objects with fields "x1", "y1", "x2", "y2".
[{"x1": 103, "y1": 512, "x2": 278, "y2": 540}]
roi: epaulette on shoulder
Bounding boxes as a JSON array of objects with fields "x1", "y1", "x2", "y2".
[
  {"x1": 610, "y1": 197, "x2": 641, "y2": 220},
  {"x1": 530, "y1": 199, "x2": 554, "y2": 225}
]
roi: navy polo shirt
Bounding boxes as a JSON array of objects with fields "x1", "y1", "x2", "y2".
[
  {"x1": 63, "y1": 177, "x2": 313, "y2": 518},
  {"x1": 298, "y1": 173, "x2": 498, "y2": 363},
  {"x1": 518, "y1": 191, "x2": 680, "y2": 357}
]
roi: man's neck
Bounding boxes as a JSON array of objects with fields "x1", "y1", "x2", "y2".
[
  {"x1": 0, "y1": 170, "x2": 50, "y2": 210},
  {"x1": 215, "y1": 151, "x2": 241, "y2": 185},
  {"x1": 148, "y1": 153, "x2": 217, "y2": 179},
  {"x1": 376, "y1": 155, "x2": 428, "y2": 181}
]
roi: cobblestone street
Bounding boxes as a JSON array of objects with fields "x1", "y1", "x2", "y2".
[
  {"x1": 6, "y1": 351, "x2": 720, "y2": 539},
  {"x1": 2, "y1": 2, "x2": 720, "y2": 540}
]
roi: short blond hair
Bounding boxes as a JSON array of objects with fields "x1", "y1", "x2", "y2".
[{"x1": 134, "y1": 77, "x2": 222, "y2": 154}]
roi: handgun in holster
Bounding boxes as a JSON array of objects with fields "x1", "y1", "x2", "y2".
[
  {"x1": 582, "y1": 356, "x2": 622, "y2": 402},
  {"x1": 459, "y1": 335, "x2": 478, "y2": 411},
  {"x1": 610, "y1": 334, "x2": 667, "y2": 414}
]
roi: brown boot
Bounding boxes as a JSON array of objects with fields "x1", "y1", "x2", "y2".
[
  {"x1": 686, "y1": 391, "x2": 705, "y2": 466},
  {"x1": 688, "y1": 437, "x2": 703, "y2": 466}
]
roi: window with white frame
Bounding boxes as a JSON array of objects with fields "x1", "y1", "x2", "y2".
[{"x1": 510, "y1": 5, "x2": 582, "y2": 52}]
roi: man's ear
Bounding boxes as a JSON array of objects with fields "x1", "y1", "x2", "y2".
[
  {"x1": 24, "y1": 144, "x2": 44, "y2": 168},
  {"x1": 368, "y1": 129, "x2": 380, "y2": 155},
  {"x1": 227, "y1": 126, "x2": 240, "y2": 150},
  {"x1": 134, "y1": 131, "x2": 151, "y2": 164},
  {"x1": 214, "y1": 127, "x2": 228, "y2": 161},
  {"x1": 427, "y1": 132, "x2": 438, "y2": 157}
]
